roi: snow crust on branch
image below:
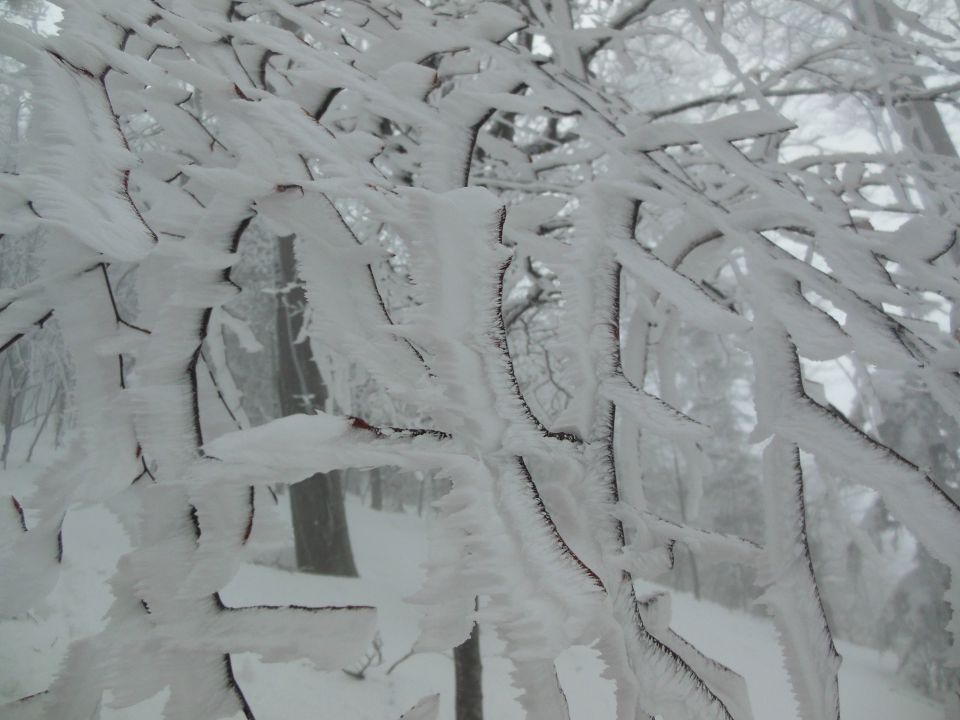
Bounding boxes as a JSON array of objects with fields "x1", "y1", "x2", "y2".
[
  {"x1": 758, "y1": 439, "x2": 841, "y2": 720},
  {"x1": 3, "y1": 0, "x2": 959, "y2": 718}
]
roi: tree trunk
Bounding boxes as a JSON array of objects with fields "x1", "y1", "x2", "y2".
[
  {"x1": 433, "y1": 476, "x2": 483, "y2": 719},
  {"x1": 860, "y1": 2, "x2": 957, "y2": 159},
  {"x1": 289, "y1": 471, "x2": 356, "y2": 575},
  {"x1": 25, "y1": 384, "x2": 59, "y2": 463},
  {"x1": 370, "y1": 467, "x2": 384, "y2": 511},
  {"x1": 673, "y1": 452, "x2": 702, "y2": 600},
  {"x1": 0, "y1": 358, "x2": 20, "y2": 470},
  {"x1": 277, "y1": 234, "x2": 358, "y2": 577},
  {"x1": 454, "y1": 620, "x2": 483, "y2": 720}
]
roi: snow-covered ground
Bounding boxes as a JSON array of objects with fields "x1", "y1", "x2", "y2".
[{"x1": 0, "y1": 442, "x2": 946, "y2": 719}]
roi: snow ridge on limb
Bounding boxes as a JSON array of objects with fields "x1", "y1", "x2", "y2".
[
  {"x1": 475, "y1": 199, "x2": 585, "y2": 446},
  {"x1": 0, "y1": 481, "x2": 67, "y2": 617},
  {"x1": 412, "y1": 456, "x2": 606, "y2": 652},
  {"x1": 514, "y1": 457, "x2": 605, "y2": 592},
  {"x1": 623, "y1": 110, "x2": 796, "y2": 152},
  {"x1": 387, "y1": 187, "x2": 578, "y2": 449},
  {"x1": 564, "y1": 188, "x2": 752, "y2": 720},
  {"x1": 782, "y1": 389, "x2": 960, "y2": 572},
  {"x1": 763, "y1": 275, "x2": 852, "y2": 362},
  {"x1": 410, "y1": 470, "x2": 491, "y2": 651},
  {"x1": 356, "y1": 3, "x2": 524, "y2": 75},
  {"x1": 4, "y1": 6, "x2": 382, "y2": 716},
  {"x1": 636, "y1": 592, "x2": 754, "y2": 720},
  {"x1": 31, "y1": 575, "x2": 374, "y2": 718},
  {"x1": 183, "y1": 594, "x2": 376, "y2": 670},
  {"x1": 750, "y1": 317, "x2": 960, "y2": 577},
  {"x1": 3, "y1": 2, "x2": 607, "y2": 718},
  {"x1": 201, "y1": 409, "x2": 603, "y2": 660},
  {"x1": 387, "y1": 186, "x2": 513, "y2": 445},
  {"x1": 398, "y1": 694, "x2": 440, "y2": 720},
  {"x1": 600, "y1": 374, "x2": 712, "y2": 440},
  {"x1": 1, "y1": 168, "x2": 142, "y2": 618},
  {"x1": 609, "y1": 220, "x2": 749, "y2": 335},
  {"x1": 486, "y1": 457, "x2": 605, "y2": 657},
  {"x1": 198, "y1": 412, "x2": 456, "y2": 487},
  {"x1": 488, "y1": 250, "x2": 585, "y2": 447},
  {"x1": 550, "y1": 187, "x2": 625, "y2": 442},
  {"x1": 616, "y1": 504, "x2": 762, "y2": 568},
  {"x1": 15, "y1": 0, "x2": 959, "y2": 717},
  {"x1": 636, "y1": 126, "x2": 960, "y2": 618},
  {"x1": 409, "y1": 456, "x2": 603, "y2": 658},
  {"x1": 180, "y1": 482, "x2": 258, "y2": 596},
  {"x1": 511, "y1": 660, "x2": 572, "y2": 720},
  {"x1": 0, "y1": 298, "x2": 55, "y2": 356},
  {"x1": 616, "y1": 584, "x2": 738, "y2": 720},
  {"x1": 85, "y1": 485, "x2": 377, "y2": 720},
  {"x1": 0, "y1": 31, "x2": 155, "y2": 262},
  {"x1": 759, "y1": 439, "x2": 841, "y2": 720},
  {"x1": 257, "y1": 190, "x2": 433, "y2": 408},
  {"x1": 425, "y1": 73, "x2": 528, "y2": 191}
]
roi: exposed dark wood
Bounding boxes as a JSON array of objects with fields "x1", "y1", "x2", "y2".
[{"x1": 453, "y1": 618, "x2": 483, "y2": 720}]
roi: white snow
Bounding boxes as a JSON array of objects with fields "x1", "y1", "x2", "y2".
[{"x1": 0, "y1": 439, "x2": 944, "y2": 720}]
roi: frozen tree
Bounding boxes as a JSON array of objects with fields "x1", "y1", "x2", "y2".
[
  {"x1": 1, "y1": 1, "x2": 959, "y2": 720},
  {"x1": 276, "y1": 228, "x2": 358, "y2": 577}
]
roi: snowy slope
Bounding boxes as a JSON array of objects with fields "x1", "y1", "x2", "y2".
[{"x1": 0, "y1": 442, "x2": 945, "y2": 720}]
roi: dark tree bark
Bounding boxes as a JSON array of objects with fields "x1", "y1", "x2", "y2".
[
  {"x1": 454, "y1": 620, "x2": 483, "y2": 720},
  {"x1": 277, "y1": 234, "x2": 358, "y2": 577}
]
